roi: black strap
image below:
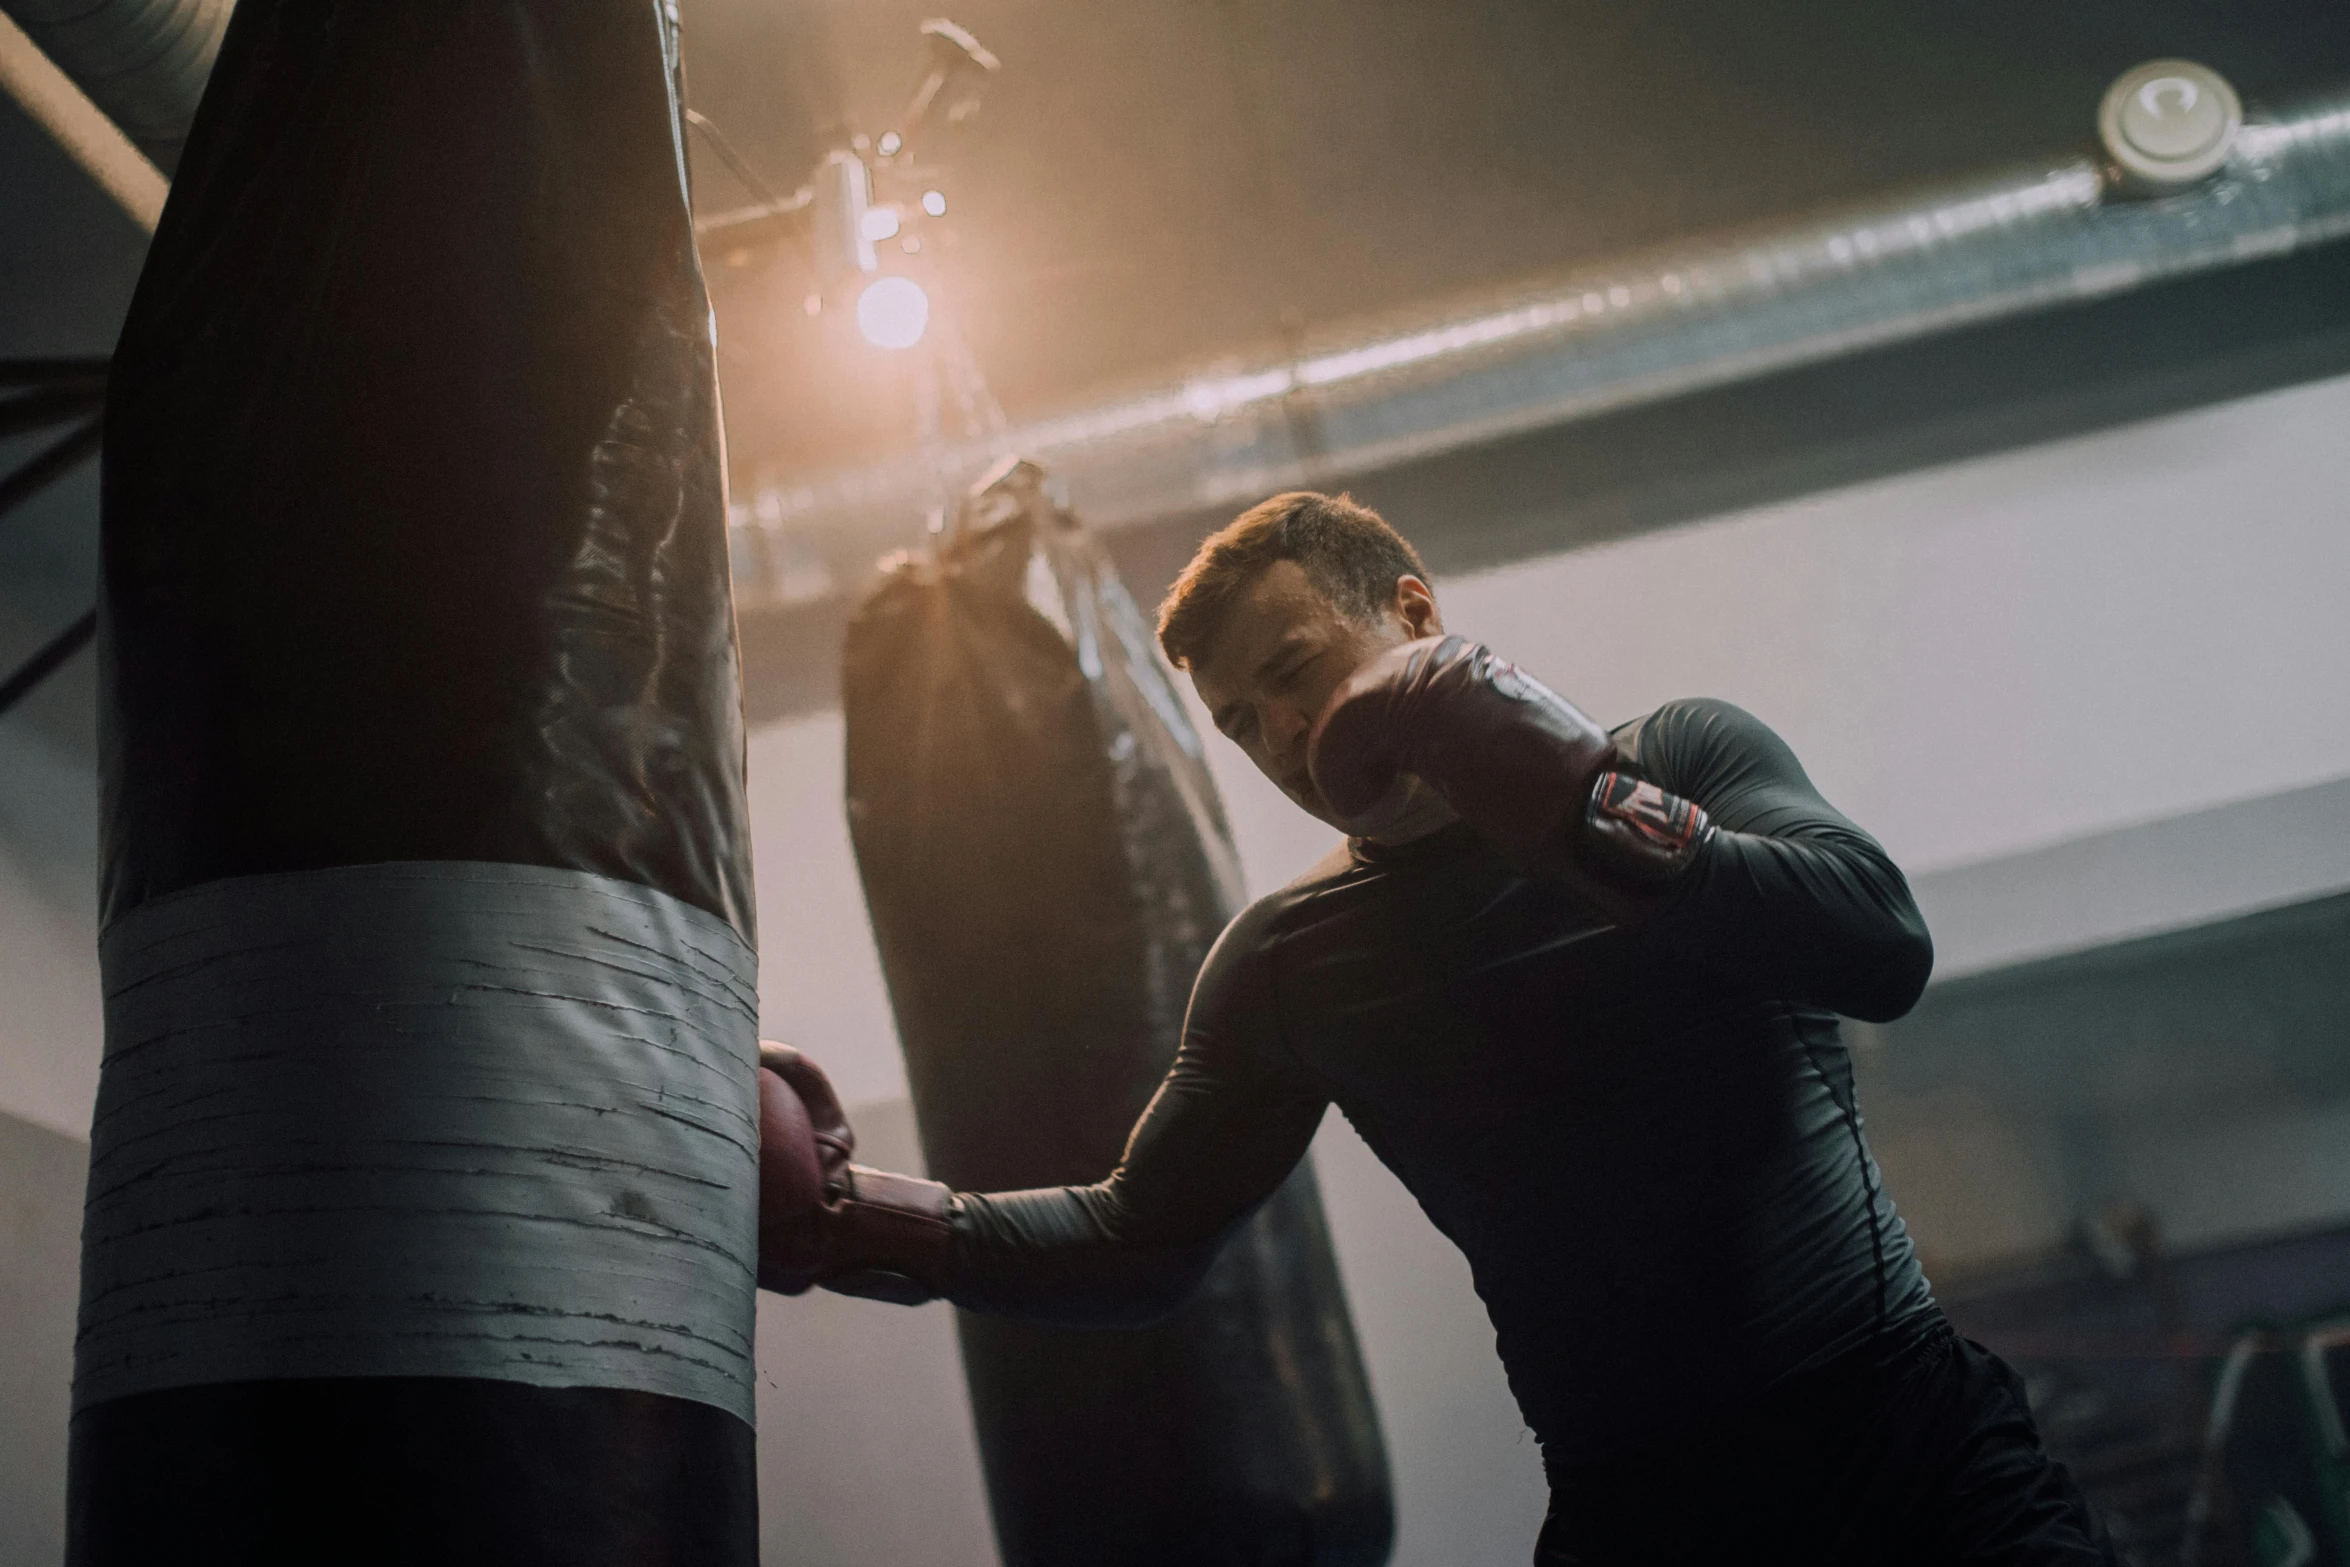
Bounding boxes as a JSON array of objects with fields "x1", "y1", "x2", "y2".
[
  {"x1": 0, "y1": 415, "x2": 102, "y2": 526},
  {"x1": 0, "y1": 610, "x2": 97, "y2": 719}
]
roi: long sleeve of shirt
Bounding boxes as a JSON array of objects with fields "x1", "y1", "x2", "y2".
[
  {"x1": 1625, "y1": 700, "x2": 1934, "y2": 1023},
  {"x1": 945, "y1": 896, "x2": 1332, "y2": 1324}
]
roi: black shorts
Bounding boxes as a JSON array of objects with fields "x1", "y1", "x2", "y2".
[{"x1": 1535, "y1": 1317, "x2": 2121, "y2": 1566}]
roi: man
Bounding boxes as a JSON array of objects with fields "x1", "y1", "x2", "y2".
[{"x1": 759, "y1": 491, "x2": 2117, "y2": 1564}]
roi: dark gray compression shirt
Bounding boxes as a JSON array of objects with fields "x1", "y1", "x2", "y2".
[{"x1": 945, "y1": 698, "x2": 1939, "y2": 1462}]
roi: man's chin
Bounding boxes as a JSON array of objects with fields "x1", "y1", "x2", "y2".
[{"x1": 1280, "y1": 778, "x2": 1344, "y2": 830}]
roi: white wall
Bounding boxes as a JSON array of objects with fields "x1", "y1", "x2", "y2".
[
  {"x1": 0, "y1": 1110, "x2": 80, "y2": 1567},
  {"x1": 0, "y1": 665, "x2": 102, "y2": 1141},
  {"x1": 1427, "y1": 372, "x2": 2350, "y2": 879}
]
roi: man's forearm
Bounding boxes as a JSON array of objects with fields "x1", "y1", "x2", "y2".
[
  {"x1": 770, "y1": 1170, "x2": 1230, "y2": 1326},
  {"x1": 758, "y1": 973, "x2": 1326, "y2": 1317},
  {"x1": 1650, "y1": 828, "x2": 1933, "y2": 1022},
  {"x1": 946, "y1": 1185, "x2": 1229, "y2": 1326}
]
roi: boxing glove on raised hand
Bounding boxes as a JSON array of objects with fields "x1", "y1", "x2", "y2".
[
  {"x1": 757, "y1": 1041, "x2": 957, "y2": 1303},
  {"x1": 1307, "y1": 636, "x2": 1712, "y2": 919}
]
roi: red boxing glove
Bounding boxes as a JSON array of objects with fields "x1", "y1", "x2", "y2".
[
  {"x1": 1307, "y1": 636, "x2": 1712, "y2": 921},
  {"x1": 755, "y1": 1041, "x2": 956, "y2": 1303},
  {"x1": 756, "y1": 1042, "x2": 852, "y2": 1294},
  {"x1": 758, "y1": 1068, "x2": 825, "y2": 1221}
]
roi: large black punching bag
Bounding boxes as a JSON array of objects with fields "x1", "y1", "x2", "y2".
[
  {"x1": 73, "y1": 5, "x2": 761, "y2": 1564},
  {"x1": 843, "y1": 461, "x2": 1395, "y2": 1567}
]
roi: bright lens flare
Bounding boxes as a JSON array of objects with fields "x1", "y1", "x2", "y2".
[{"x1": 855, "y1": 276, "x2": 931, "y2": 350}]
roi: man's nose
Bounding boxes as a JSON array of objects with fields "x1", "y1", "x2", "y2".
[{"x1": 1266, "y1": 701, "x2": 1312, "y2": 762}]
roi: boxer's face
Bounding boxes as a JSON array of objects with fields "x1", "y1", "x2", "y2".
[{"x1": 1189, "y1": 560, "x2": 1441, "y2": 828}]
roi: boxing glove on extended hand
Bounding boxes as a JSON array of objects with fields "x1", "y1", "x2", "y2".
[
  {"x1": 1307, "y1": 635, "x2": 1713, "y2": 920},
  {"x1": 757, "y1": 1041, "x2": 957, "y2": 1303}
]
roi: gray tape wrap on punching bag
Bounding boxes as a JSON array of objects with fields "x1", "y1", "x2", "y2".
[
  {"x1": 843, "y1": 467, "x2": 1395, "y2": 1567},
  {"x1": 77, "y1": 861, "x2": 762, "y2": 1420}
]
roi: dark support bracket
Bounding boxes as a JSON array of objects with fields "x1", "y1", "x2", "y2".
[
  {"x1": 0, "y1": 416, "x2": 104, "y2": 526},
  {"x1": 0, "y1": 609, "x2": 98, "y2": 719},
  {"x1": 1, "y1": 384, "x2": 109, "y2": 439},
  {"x1": 0, "y1": 357, "x2": 112, "y2": 389}
]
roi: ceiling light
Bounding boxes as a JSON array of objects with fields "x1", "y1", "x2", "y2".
[{"x1": 855, "y1": 276, "x2": 930, "y2": 350}]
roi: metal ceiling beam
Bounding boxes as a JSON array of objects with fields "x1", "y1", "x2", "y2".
[
  {"x1": 0, "y1": 0, "x2": 227, "y2": 180},
  {"x1": 729, "y1": 82, "x2": 2350, "y2": 611},
  {"x1": 0, "y1": 4, "x2": 171, "y2": 230}
]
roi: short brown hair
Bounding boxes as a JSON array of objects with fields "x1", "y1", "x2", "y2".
[{"x1": 1155, "y1": 492, "x2": 1428, "y2": 669}]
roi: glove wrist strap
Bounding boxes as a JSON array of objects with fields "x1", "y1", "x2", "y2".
[
  {"x1": 1515, "y1": 770, "x2": 1713, "y2": 926},
  {"x1": 822, "y1": 1166, "x2": 959, "y2": 1305}
]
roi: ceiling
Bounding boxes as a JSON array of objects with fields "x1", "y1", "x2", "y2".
[
  {"x1": 7, "y1": 0, "x2": 2350, "y2": 729},
  {"x1": 677, "y1": 0, "x2": 2350, "y2": 485}
]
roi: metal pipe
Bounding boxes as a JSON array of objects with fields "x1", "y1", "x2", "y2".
[
  {"x1": 0, "y1": 5, "x2": 168, "y2": 227},
  {"x1": 731, "y1": 84, "x2": 2350, "y2": 609},
  {"x1": 1, "y1": 0, "x2": 230, "y2": 175}
]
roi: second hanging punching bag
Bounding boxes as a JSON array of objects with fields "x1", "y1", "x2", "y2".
[
  {"x1": 74, "y1": 5, "x2": 760, "y2": 1563},
  {"x1": 843, "y1": 461, "x2": 1395, "y2": 1567}
]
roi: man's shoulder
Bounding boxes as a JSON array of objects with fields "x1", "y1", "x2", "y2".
[
  {"x1": 1180, "y1": 850, "x2": 1351, "y2": 1045},
  {"x1": 1618, "y1": 696, "x2": 1770, "y2": 750},
  {"x1": 1619, "y1": 698, "x2": 1793, "y2": 780},
  {"x1": 1207, "y1": 839, "x2": 1359, "y2": 962},
  {"x1": 1619, "y1": 698, "x2": 1846, "y2": 837}
]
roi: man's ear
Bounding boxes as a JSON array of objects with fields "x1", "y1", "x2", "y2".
[{"x1": 1394, "y1": 574, "x2": 1442, "y2": 639}]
